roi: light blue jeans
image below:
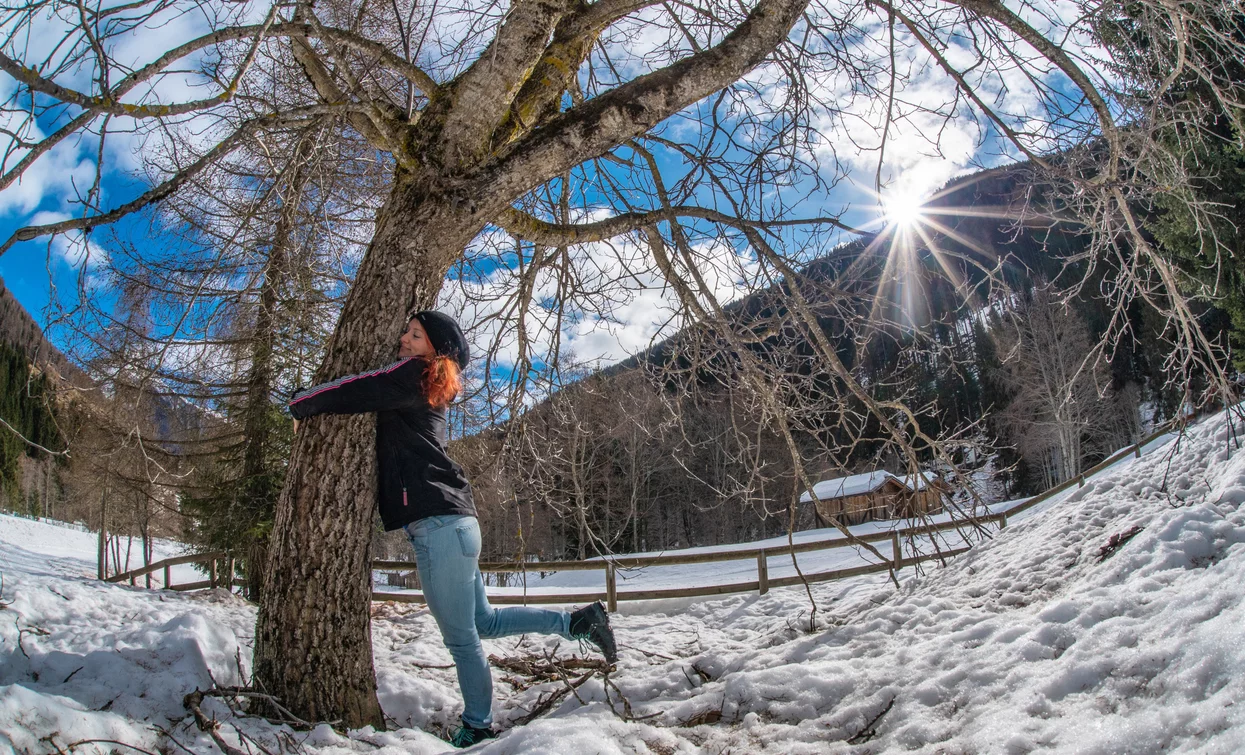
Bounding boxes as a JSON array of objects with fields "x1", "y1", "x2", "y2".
[{"x1": 404, "y1": 515, "x2": 571, "y2": 728}]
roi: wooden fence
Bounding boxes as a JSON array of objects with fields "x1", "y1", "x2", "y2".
[
  {"x1": 101, "y1": 417, "x2": 1185, "y2": 606},
  {"x1": 372, "y1": 514, "x2": 1007, "y2": 610},
  {"x1": 1002, "y1": 419, "x2": 1180, "y2": 519},
  {"x1": 105, "y1": 551, "x2": 243, "y2": 591}
]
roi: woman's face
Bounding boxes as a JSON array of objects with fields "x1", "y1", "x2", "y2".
[{"x1": 398, "y1": 318, "x2": 434, "y2": 359}]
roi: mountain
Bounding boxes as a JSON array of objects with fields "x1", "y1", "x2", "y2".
[
  {"x1": 0, "y1": 277, "x2": 84, "y2": 385},
  {"x1": 452, "y1": 159, "x2": 1214, "y2": 561}
]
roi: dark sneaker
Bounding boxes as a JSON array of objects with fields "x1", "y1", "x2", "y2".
[
  {"x1": 569, "y1": 601, "x2": 618, "y2": 664},
  {"x1": 449, "y1": 722, "x2": 497, "y2": 748}
]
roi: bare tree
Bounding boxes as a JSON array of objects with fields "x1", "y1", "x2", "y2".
[
  {"x1": 1, "y1": 0, "x2": 1241, "y2": 727},
  {"x1": 993, "y1": 286, "x2": 1118, "y2": 488}
]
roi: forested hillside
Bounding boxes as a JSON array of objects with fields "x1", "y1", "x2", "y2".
[
  {"x1": 0, "y1": 279, "x2": 69, "y2": 519},
  {"x1": 437, "y1": 162, "x2": 1234, "y2": 565},
  {"x1": 0, "y1": 279, "x2": 80, "y2": 381},
  {"x1": 0, "y1": 278, "x2": 205, "y2": 579}
]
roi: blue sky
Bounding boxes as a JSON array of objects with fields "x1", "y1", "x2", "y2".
[{"x1": 0, "y1": 0, "x2": 1097, "y2": 367}]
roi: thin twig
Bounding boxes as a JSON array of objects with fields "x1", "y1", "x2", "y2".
[
  {"x1": 41, "y1": 734, "x2": 158, "y2": 755},
  {"x1": 616, "y1": 642, "x2": 677, "y2": 662},
  {"x1": 0, "y1": 414, "x2": 69, "y2": 457},
  {"x1": 543, "y1": 648, "x2": 588, "y2": 706},
  {"x1": 846, "y1": 696, "x2": 895, "y2": 744},
  {"x1": 510, "y1": 669, "x2": 595, "y2": 726},
  {"x1": 204, "y1": 686, "x2": 314, "y2": 728}
]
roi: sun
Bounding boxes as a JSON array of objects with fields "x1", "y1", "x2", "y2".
[{"x1": 883, "y1": 189, "x2": 927, "y2": 228}]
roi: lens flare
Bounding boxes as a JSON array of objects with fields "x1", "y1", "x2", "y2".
[{"x1": 883, "y1": 190, "x2": 926, "y2": 227}]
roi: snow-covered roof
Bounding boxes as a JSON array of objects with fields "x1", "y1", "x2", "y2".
[
  {"x1": 799, "y1": 471, "x2": 901, "y2": 503},
  {"x1": 799, "y1": 470, "x2": 940, "y2": 502},
  {"x1": 896, "y1": 472, "x2": 939, "y2": 491}
]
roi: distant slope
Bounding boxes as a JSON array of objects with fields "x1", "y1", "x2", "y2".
[
  {"x1": 0, "y1": 276, "x2": 87, "y2": 385},
  {"x1": 603, "y1": 159, "x2": 1043, "y2": 378}
]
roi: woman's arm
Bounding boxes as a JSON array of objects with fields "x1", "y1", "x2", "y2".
[{"x1": 289, "y1": 358, "x2": 426, "y2": 419}]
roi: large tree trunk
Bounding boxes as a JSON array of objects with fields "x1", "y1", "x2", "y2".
[{"x1": 253, "y1": 174, "x2": 493, "y2": 728}]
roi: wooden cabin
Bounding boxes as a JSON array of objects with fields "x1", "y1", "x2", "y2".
[
  {"x1": 800, "y1": 470, "x2": 948, "y2": 526},
  {"x1": 891, "y1": 472, "x2": 949, "y2": 518},
  {"x1": 800, "y1": 471, "x2": 910, "y2": 526}
]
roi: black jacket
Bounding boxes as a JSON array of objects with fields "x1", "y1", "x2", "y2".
[{"x1": 288, "y1": 357, "x2": 476, "y2": 531}]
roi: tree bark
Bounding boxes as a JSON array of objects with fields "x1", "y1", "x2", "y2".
[{"x1": 253, "y1": 174, "x2": 492, "y2": 729}]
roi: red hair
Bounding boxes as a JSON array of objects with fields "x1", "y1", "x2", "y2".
[{"x1": 423, "y1": 354, "x2": 462, "y2": 407}]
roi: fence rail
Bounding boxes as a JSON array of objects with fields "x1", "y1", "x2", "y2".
[
  {"x1": 372, "y1": 518, "x2": 996, "y2": 610},
  {"x1": 98, "y1": 416, "x2": 1186, "y2": 604},
  {"x1": 1003, "y1": 418, "x2": 1181, "y2": 519},
  {"x1": 105, "y1": 551, "x2": 242, "y2": 591}
]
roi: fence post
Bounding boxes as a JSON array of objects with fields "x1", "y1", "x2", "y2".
[
  {"x1": 998, "y1": 513, "x2": 1008, "y2": 529},
  {"x1": 97, "y1": 496, "x2": 108, "y2": 581},
  {"x1": 1134, "y1": 443, "x2": 1142, "y2": 458},
  {"x1": 209, "y1": 558, "x2": 218, "y2": 589},
  {"x1": 891, "y1": 531, "x2": 902, "y2": 570},
  {"x1": 605, "y1": 563, "x2": 617, "y2": 613},
  {"x1": 1077, "y1": 474, "x2": 1086, "y2": 487},
  {"x1": 164, "y1": 564, "x2": 171, "y2": 589},
  {"x1": 757, "y1": 550, "x2": 769, "y2": 595}
]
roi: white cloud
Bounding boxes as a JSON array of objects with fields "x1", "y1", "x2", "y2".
[
  {"x1": 0, "y1": 140, "x2": 98, "y2": 217},
  {"x1": 24, "y1": 210, "x2": 109, "y2": 271},
  {"x1": 440, "y1": 229, "x2": 758, "y2": 372}
]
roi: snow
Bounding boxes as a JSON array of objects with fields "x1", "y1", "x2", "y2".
[
  {"x1": 3, "y1": 408, "x2": 1245, "y2": 753},
  {"x1": 0, "y1": 515, "x2": 207, "y2": 586}
]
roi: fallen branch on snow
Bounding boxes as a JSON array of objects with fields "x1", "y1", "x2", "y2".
[
  {"x1": 183, "y1": 689, "x2": 251, "y2": 755},
  {"x1": 846, "y1": 695, "x2": 895, "y2": 744},
  {"x1": 39, "y1": 734, "x2": 157, "y2": 755},
  {"x1": 509, "y1": 668, "x2": 596, "y2": 726},
  {"x1": 489, "y1": 652, "x2": 607, "y2": 690},
  {"x1": 1097, "y1": 526, "x2": 1144, "y2": 562}
]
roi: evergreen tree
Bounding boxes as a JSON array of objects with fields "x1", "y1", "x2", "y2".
[
  {"x1": 1148, "y1": 142, "x2": 1245, "y2": 369},
  {"x1": 181, "y1": 404, "x2": 293, "y2": 598},
  {"x1": 0, "y1": 341, "x2": 61, "y2": 512}
]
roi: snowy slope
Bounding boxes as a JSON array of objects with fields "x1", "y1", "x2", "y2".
[
  {"x1": 2, "y1": 410, "x2": 1244, "y2": 754},
  {"x1": 1, "y1": 516, "x2": 211, "y2": 586}
]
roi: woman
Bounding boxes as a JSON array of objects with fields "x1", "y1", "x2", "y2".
[{"x1": 289, "y1": 311, "x2": 617, "y2": 748}]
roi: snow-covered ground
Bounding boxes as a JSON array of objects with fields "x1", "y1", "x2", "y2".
[
  {"x1": 1, "y1": 517, "x2": 215, "y2": 588},
  {"x1": 2, "y1": 410, "x2": 1243, "y2": 753}
]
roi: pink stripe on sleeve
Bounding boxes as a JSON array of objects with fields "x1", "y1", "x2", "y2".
[{"x1": 289, "y1": 358, "x2": 415, "y2": 406}]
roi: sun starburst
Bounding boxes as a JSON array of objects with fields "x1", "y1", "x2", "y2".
[{"x1": 858, "y1": 178, "x2": 1019, "y2": 333}]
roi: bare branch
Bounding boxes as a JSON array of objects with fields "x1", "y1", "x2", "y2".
[{"x1": 494, "y1": 204, "x2": 864, "y2": 245}]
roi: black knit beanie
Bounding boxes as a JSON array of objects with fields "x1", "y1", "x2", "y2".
[{"x1": 412, "y1": 311, "x2": 470, "y2": 369}]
